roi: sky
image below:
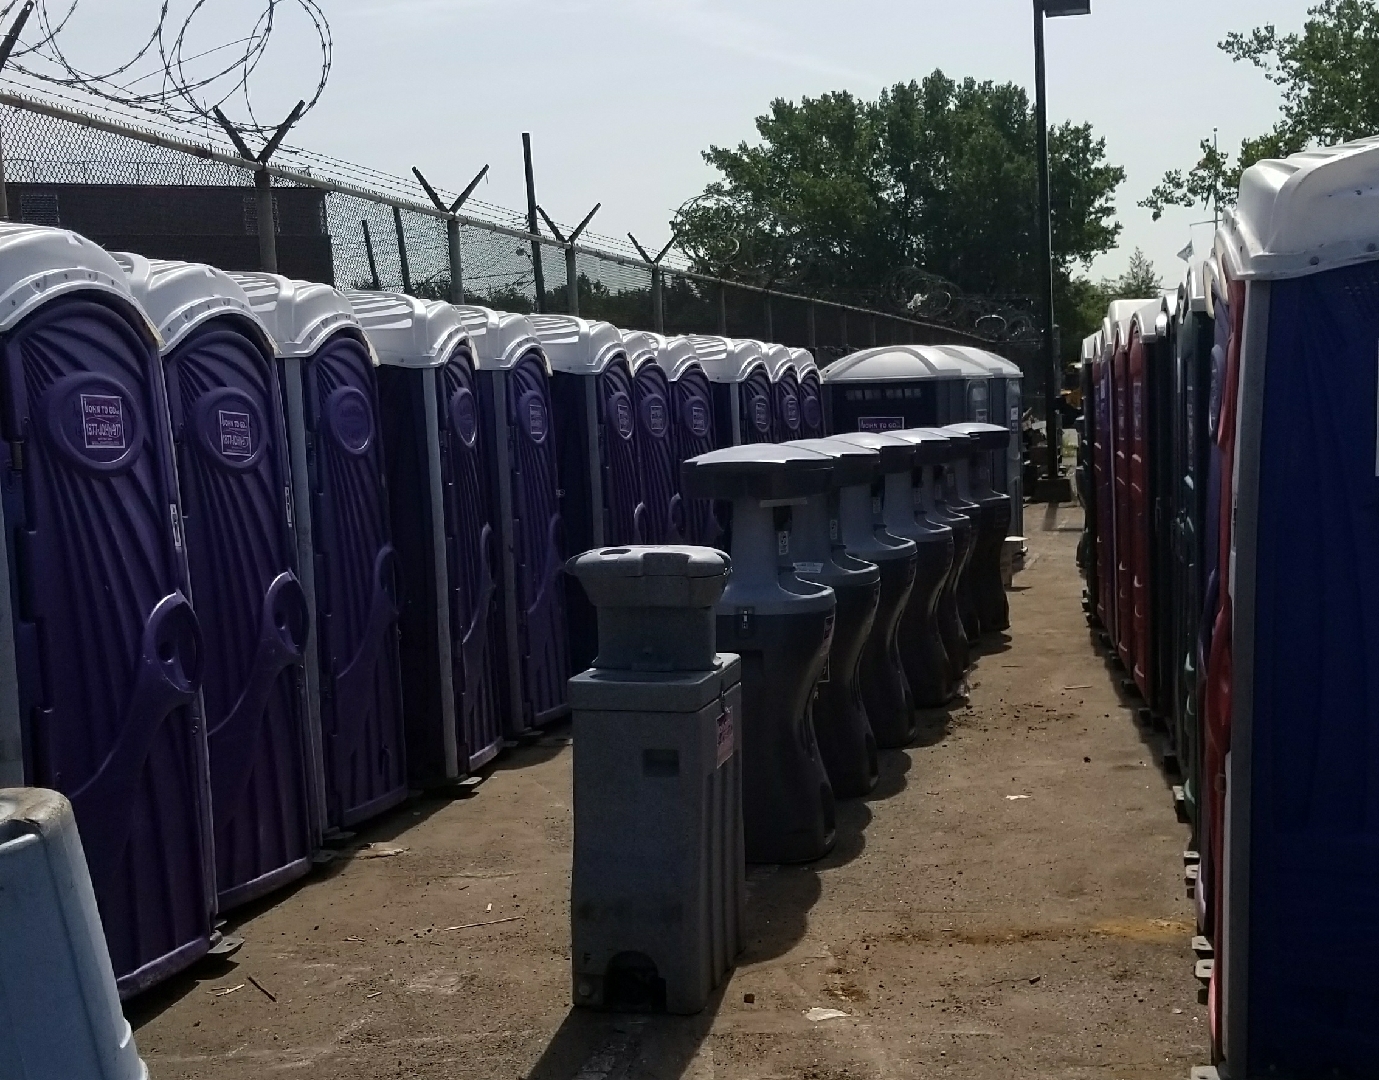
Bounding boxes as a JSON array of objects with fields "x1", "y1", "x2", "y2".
[{"x1": 22, "y1": 0, "x2": 1315, "y2": 287}]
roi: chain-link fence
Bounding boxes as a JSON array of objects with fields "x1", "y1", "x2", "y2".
[{"x1": 0, "y1": 87, "x2": 1043, "y2": 378}]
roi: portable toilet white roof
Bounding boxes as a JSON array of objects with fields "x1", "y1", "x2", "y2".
[
  {"x1": 688, "y1": 334, "x2": 765, "y2": 384},
  {"x1": 621, "y1": 330, "x2": 702, "y2": 380},
  {"x1": 344, "y1": 291, "x2": 470, "y2": 368},
  {"x1": 115, "y1": 254, "x2": 271, "y2": 354},
  {"x1": 934, "y1": 345, "x2": 1021, "y2": 380},
  {"x1": 453, "y1": 305, "x2": 547, "y2": 371},
  {"x1": 821, "y1": 344, "x2": 965, "y2": 383},
  {"x1": 1218, "y1": 135, "x2": 1379, "y2": 280},
  {"x1": 227, "y1": 272, "x2": 365, "y2": 360},
  {"x1": 791, "y1": 347, "x2": 818, "y2": 378},
  {"x1": 0, "y1": 223, "x2": 143, "y2": 334},
  {"x1": 760, "y1": 341, "x2": 795, "y2": 380},
  {"x1": 1107, "y1": 298, "x2": 1153, "y2": 352},
  {"x1": 528, "y1": 314, "x2": 624, "y2": 374},
  {"x1": 619, "y1": 329, "x2": 659, "y2": 370}
]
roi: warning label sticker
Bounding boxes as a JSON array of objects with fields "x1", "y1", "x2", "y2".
[
  {"x1": 81, "y1": 394, "x2": 125, "y2": 451},
  {"x1": 716, "y1": 704, "x2": 735, "y2": 768},
  {"x1": 219, "y1": 410, "x2": 253, "y2": 458}
]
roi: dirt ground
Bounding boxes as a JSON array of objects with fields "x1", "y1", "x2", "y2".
[{"x1": 131, "y1": 501, "x2": 1205, "y2": 1080}]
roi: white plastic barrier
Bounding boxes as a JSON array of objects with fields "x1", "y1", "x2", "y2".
[{"x1": 0, "y1": 788, "x2": 147, "y2": 1080}]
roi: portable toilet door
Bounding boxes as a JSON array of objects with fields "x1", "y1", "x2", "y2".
[
  {"x1": 1126, "y1": 300, "x2": 1166, "y2": 709},
  {"x1": 119, "y1": 254, "x2": 314, "y2": 914},
  {"x1": 763, "y1": 342, "x2": 803, "y2": 442},
  {"x1": 230, "y1": 272, "x2": 407, "y2": 832},
  {"x1": 350, "y1": 292, "x2": 504, "y2": 785},
  {"x1": 1205, "y1": 139, "x2": 1379, "y2": 1078},
  {"x1": 530, "y1": 315, "x2": 638, "y2": 675},
  {"x1": 1093, "y1": 319, "x2": 1119, "y2": 650},
  {"x1": 655, "y1": 334, "x2": 719, "y2": 545},
  {"x1": 688, "y1": 335, "x2": 774, "y2": 444},
  {"x1": 793, "y1": 348, "x2": 826, "y2": 438},
  {"x1": 1078, "y1": 333, "x2": 1100, "y2": 616},
  {"x1": 619, "y1": 330, "x2": 680, "y2": 544},
  {"x1": 1108, "y1": 299, "x2": 1150, "y2": 671},
  {"x1": 820, "y1": 345, "x2": 966, "y2": 434},
  {"x1": 454, "y1": 306, "x2": 570, "y2": 736},
  {"x1": 0, "y1": 224, "x2": 214, "y2": 997}
]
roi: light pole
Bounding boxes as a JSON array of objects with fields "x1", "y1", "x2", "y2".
[{"x1": 1033, "y1": 0, "x2": 1090, "y2": 487}]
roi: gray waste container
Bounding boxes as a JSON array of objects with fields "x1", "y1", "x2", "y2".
[
  {"x1": 943, "y1": 422, "x2": 1012, "y2": 634},
  {"x1": 681, "y1": 445, "x2": 837, "y2": 863},
  {"x1": 567, "y1": 547, "x2": 743, "y2": 1015},
  {"x1": 0, "y1": 788, "x2": 148, "y2": 1080},
  {"x1": 783, "y1": 439, "x2": 882, "y2": 797},
  {"x1": 905, "y1": 430, "x2": 973, "y2": 679},
  {"x1": 810, "y1": 434, "x2": 920, "y2": 747},
  {"x1": 922, "y1": 428, "x2": 984, "y2": 642}
]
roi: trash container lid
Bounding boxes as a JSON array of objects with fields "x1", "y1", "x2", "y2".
[
  {"x1": 942, "y1": 422, "x2": 1011, "y2": 452},
  {"x1": 567, "y1": 545, "x2": 731, "y2": 610},
  {"x1": 0, "y1": 787, "x2": 66, "y2": 845},
  {"x1": 786, "y1": 438, "x2": 880, "y2": 488},
  {"x1": 893, "y1": 427, "x2": 960, "y2": 465},
  {"x1": 826, "y1": 430, "x2": 917, "y2": 474},
  {"x1": 820, "y1": 344, "x2": 966, "y2": 383},
  {"x1": 681, "y1": 443, "x2": 834, "y2": 501}
]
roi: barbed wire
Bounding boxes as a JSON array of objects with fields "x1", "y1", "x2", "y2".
[{"x1": 0, "y1": 0, "x2": 330, "y2": 137}]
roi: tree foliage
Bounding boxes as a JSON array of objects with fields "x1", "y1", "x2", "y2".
[
  {"x1": 674, "y1": 71, "x2": 1125, "y2": 333},
  {"x1": 1142, "y1": 0, "x2": 1379, "y2": 220}
]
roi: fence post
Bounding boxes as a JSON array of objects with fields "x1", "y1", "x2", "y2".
[
  {"x1": 764, "y1": 295, "x2": 773, "y2": 341},
  {"x1": 522, "y1": 133, "x2": 546, "y2": 312},
  {"x1": 652, "y1": 265, "x2": 664, "y2": 333},
  {"x1": 255, "y1": 169, "x2": 278, "y2": 274},
  {"x1": 393, "y1": 205, "x2": 411, "y2": 293},
  {"x1": 447, "y1": 216, "x2": 464, "y2": 304},
  {"x1": 566, "y1": 246, "x2": 579, "y2": 316},
  {"x1": 717, "y1": 284, "x2": 727, "y2": 334},
  {"x1": 807, "y1": 301, "x2": 816, "y2": 349},
  {"x1": 0, "y1": 2, "x2": 35, "y2": 222},
  {"x1": 868, "y1": 315, "x2": 877, "y2": 348},
  {"x1": 362, "y1": 220, "x2": 381, "y2": 290},
  {"x1": 841, "y1": 310, "x2": 848, "y2": 349}
]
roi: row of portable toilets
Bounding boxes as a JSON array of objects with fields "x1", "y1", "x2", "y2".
[
  {"x1": 1078, "y1": 137, "x2": 1379, "y2": 1080},
  {"x1": 0, "y1": 218, "x2": 1023, "y2": 1004}
]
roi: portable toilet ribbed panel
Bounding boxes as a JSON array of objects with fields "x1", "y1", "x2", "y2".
[
  {"x1": 1094, "y1": 314, "x2": 1119, "y2": 649},
  {"x1": 935, "y1": 346, "x2": 1023, "y2": 534},
  {"x1": 1078, "y1": 331, "x2": 1099, "y2": 617},
  {"x1": 821, "y1": 344, "x2": 969, "y2": 434},
  {"x1": 119, "y1": 254, "x2": 313, "y2": 913},
  {"x1": 793, "y1": 348, "x2": 825, "y2": 437},
  {"x1": 231, "y1": 272, "x2": 407, "y2": 832},
  {"x1": 0, "y1": 223, "x2": 214, "y2": 997},
  {"x1": 1126, "y1": 299, "x2": 1168, "y2": 708},
  {"x1": 1107, "y1": 298, "x2": 1151, "y2": 672},
  {"x1": 763, "y1": 342, "x2": 802, "y2": 442},
  {"x1": 620, "y1": 330, "x2": 681, "y2": 544},
  {"x1": 688, "y1": 335, "x2": 773, "y2": 444},
  {"x1": 652, "y1": 334, "x2": 718, "y2": 545},
  {"x1": 350, "y1": 292, "x2": 504, "y2": 783},
  {"x1": 530, "y1": 315, "x2": 637, "y2": 674},
  {"x1": 454, "y1": 306, "x2": 570, "y2": 735},
  {"x1": 1206, "y1": 139, "x2": 1379, "y2": 1077}
]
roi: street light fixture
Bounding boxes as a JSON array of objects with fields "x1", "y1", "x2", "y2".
[{"x1": 1033, "y1": 0, "x2": 1090, "y2": 490}]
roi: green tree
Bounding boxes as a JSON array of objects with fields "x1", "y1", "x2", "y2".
[
  {"x1": 674, "y1": 70, "x2": 1125, "y2": 360},
  {"x1": 1142, "y1": 0, "x2": 1379, "y2": 220}
]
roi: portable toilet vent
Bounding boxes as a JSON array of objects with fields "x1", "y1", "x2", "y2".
[
  {"x1": 793, "y1": 348, "x2": 825, "y2": 437},
  {"x1": 230, "y1": 272, "x2": 407, "y2": 832},
  {"x1": 688, "y1": 335, "x2": 774, "y2": 445},
  {"x1": 119, "y1": 254, "x2": 314, "y2": 912},
  {"x1": 763, "y1": 342, "x2": 802, "y2": 442},
  {"x1": 620, "y1": 331, "x2": 685, "y2": 545},
  {"x1": 455, "y1": 306, "x2": 570, "y2": 735},
  {"x1": 0, "y1": 223, "x2": 214, "y2": 998},
  {"x1": 350, "y1": 292, "x2": 504, "y2": 784},
  {"x1": 821, "y1": 344, "x2": 970, "y2": 435}
]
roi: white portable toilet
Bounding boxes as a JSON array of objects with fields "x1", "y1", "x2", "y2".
[
  {"x1": 687, "y1": 335, "x2": 774, "y2": 445},
  {"x1": 761, "y1": 341, "x2": 802, "y2": 442}
]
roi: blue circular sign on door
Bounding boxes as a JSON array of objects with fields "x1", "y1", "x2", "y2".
[
  {"x1": 610, "y1": 391, "x2": 634, "y2": 441},
  {"x1": 193, "y1": 387, "x2": 266, "y2": 470},
  {"x1": 449, "y1": 386, "x2": 478, "y2": 448},
  {"x1": 642, "y1": 394, "x2": 669, "y2": 439},
  {"x1": 752, "y1": 397, "x2": 771, "y2": 434},
  {"x1": 519, "y1": 391, "x2": 549, "y2": 443},
  {"x1": 325, "y1": 386, "x2": 374, "y2": 455},
  {"x1": 802, "y1": 395, "x2": 822, "y2": 431},
  {"x1": 685, "y1": 397, "x2": 710, "y2": 438},
  {"x1": 41, "y1": 372, "x2": 145, "y2": 475}
]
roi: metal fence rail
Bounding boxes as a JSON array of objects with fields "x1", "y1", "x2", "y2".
[{"x1": 0, "y1": 86, "x2": 1022, "y2": 368}]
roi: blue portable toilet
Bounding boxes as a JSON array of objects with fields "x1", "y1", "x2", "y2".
[
  {"x1": 349, "y1": 291, "x2": 504, "y2": 784},
  {"x1": 118, "y1": 254, "x2": 314, "y2": 912},
  {"x1": 230, "y1": 272, "x2": 407, "y2": 832},
  {"x1": 763, "y1": 342, "x2": 803, "y2": 442},
  {"x1": 619, "y1": 330, "x2": 682, "y2": 545},
  {"x1": 529, "y1": 315, "x2": 637, "y2": 674},
  {"x1": 454, "y1": 306, "x2": 570, "y2": 736},
  {"x1": 1205, "y1": 138, "x2": 1379, "y2": 1078},
  {"x1": 936, "y1": 346, "x2": 1023, "y2": 535},
  {"x1": 821, "y1": 345, "x2": 971, "y2": 434},
  {"x1": 794, "y1": 349, "x2": 826, "y2": 438},
  {"x1": 688, "y1": 335, "x2": 774, "y2": 445},
  {"x1": 0, "y1": 223, "x2": 215, "y2": 997}
]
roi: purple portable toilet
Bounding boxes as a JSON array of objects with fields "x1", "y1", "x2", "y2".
[
  {"x1": 0, "y1": 224, "x2": 215, "y2": 997},
  {"x1": 640, "y1": 333, "x2": 718, "y2": 545},
  {"x1": 231, "y1": 272, "x2": 407, "y2": 832},
  {"x1": 763, "y1": 343, "x2": 803, "y2": 442},
  {"x1": 688, "y1": 335, "x2": 774, "y2": 445},
  {"x1": 455, "y1": 306, "x2": 570, "y2": 736},
  {"x1": 794, "y1": 349, "x2": 825, "y2": 437},
  {"x1": 620, "y1": 331, "x2": 680, "y2": 545},
  {"x1": 118, "y1": 254, "x2": 314, "y2": 913},
  {"x1": 349, "y1": 292, "x2": 504, "y2": 785},
  {"x1": 530, "y1": 316, "x2": 638, "y2": 674}
]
